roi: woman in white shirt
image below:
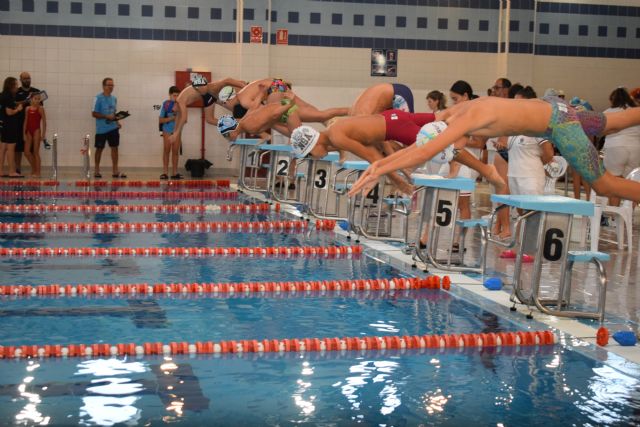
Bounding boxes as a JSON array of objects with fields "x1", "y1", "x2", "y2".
[{"x1": 603, "y1": 87, "x2": 640, "y2": 206}]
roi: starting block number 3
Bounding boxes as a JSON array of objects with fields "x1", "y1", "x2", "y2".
[{"x1": 314, "y1": 169, "x2": 327, "y2": 189}]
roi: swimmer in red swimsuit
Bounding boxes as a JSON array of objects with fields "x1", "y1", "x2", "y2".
[
  {"x1": 22, "y1": 92, "x2": 46, "y2": 177},
  {"x1": 290, "y1": 109, "x2": 506, "y2": 195}
]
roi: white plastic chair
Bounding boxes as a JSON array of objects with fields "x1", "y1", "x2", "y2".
[
  {"x1": 543, "y1": 156, "x2": 568, "y2": 195},
  {"x1": 589, "y1": 167, "x2": 640, "y2": 251}
]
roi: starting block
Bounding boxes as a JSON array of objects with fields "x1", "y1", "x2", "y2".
[
  {"x1": 412, "y1": 174, "x2": 480, "y2": 272},
  {"x1": 484, "y1": 195, "x2": 607, "y2": 321},
  {"x1": 299, "y1": 152, "x2": 345, "y2": 219}
]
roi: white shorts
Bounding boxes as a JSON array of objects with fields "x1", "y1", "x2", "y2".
[
  {"x1": 603, "y1": 146, "x2": 640, "y2": 177},
  {"x1": 458, "y1": 165, "x2": 479, "y2": 196},
  {"x1": 508, "y1": 176, "x2": 545, "y2": 196}
]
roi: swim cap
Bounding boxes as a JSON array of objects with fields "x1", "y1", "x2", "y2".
[
  {"x1": 415, "y1": 121, "x2": 453, "y2": 164},
  {"x1": 291, "y1": 126, "x2": 320, "y2": 158},
  {"x1": 219, "y1": 86, "x2": 236, "y2": 102},
  {"x1": 217, "y1": 115, "x2": 238, "y2": 137},
  {"x1": 191, "y1": 74, "x2": 208, "y2": 87},
  {"x1": 570, "y1": 96, "x2": 593, "y2": 111}
]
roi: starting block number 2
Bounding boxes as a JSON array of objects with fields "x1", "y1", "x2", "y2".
[{"x1": 276, "y1": 153, "x2": 290, "y2": 176}]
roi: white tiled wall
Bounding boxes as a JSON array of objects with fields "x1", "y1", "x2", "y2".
[{"x1": 1, "y1": 35, "x2": 638, "y2": 169}]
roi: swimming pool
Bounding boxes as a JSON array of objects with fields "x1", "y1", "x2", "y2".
[{"x1": 1, "y1": 183, "x2": 639, "y2": 426}]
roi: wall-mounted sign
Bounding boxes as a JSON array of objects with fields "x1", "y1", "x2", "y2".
[
  {"x1": 371, "y1": 49, "x2": 397, "y2": 77},
  {"x1": 276, "y1": 29, "x2": 289, "y2": 45},
  {"x1": 250, "y1": 26, "x2": 263, "y2": 43}
]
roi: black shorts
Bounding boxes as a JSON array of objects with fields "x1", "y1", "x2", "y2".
[
  {"x1": 1, "y1": 125, "x2": 21, "y2": 145},
  {"x1": 95, "y1": 129, "x2": 120, "y2": 148}
]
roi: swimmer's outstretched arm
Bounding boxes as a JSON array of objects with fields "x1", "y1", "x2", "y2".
[
  {"x1": 348, "y1": 122, "x2": 469, "y2": 196},
  {"x1": 602, "y1": 106, "x2": 640, "y2": 135},
  {"x1": 331, "y1": 133, "x2": 413, "y2": 194}
]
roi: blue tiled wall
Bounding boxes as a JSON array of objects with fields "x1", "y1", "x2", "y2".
[{"x1": 1, "y1": 0, "x2": 639, "y2": 58}]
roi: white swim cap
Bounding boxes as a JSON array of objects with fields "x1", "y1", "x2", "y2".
[
  {"x1": 291, "y1": 126, "x2": 320, "y2": 158},
  {"x1": 217, "y1": 115, "x2": 238, "y2": 137},
  {"x1": 219, "y1": 86, "x2": 236, "y2": 102},
  {"x1": 191, "y1": 74, "x2": 208, "y2": 87},
  {"x1": 415, "y1": 121, "x2": 453, "y2": 164}
]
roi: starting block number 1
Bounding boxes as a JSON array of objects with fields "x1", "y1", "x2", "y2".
[{"x1": 246, "y1": 150, "x2": 259, "y2": 168}]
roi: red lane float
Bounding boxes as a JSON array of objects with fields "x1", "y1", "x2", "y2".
[
  {"x1": 0, "y1": 276, "x2": 449, "y2": 297},
  {"x1": 0, "y1": 245, "x2": 364, "y2": 258},
  {"x1": 0, "y1": 190, "x2": 237, "y2": 200},
  {"x1": 0, "y1": 219, "x2": 310, "y2": 234},
  {"x1": 0, "y1": 180, "x2": 59, "y2": 187},
  {"x1": 75, "y1": 179, "x2": 230, "y2": 188},
  {"x1": 0, "y1": 330, "x2": 557, "y2": 359},
  {"x1": 0, "y1": 203, "x2": 279, "y2": 214}
]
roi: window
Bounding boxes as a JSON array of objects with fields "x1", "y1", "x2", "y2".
[
  {"x1": 396, "y1": 16, "x2": 406, "y2": 28},
  {"x1": 332, "y1": 13, "x2": 342, "y2": 25},
  {"x1": 459, "y1": 19, "x2": 469, "y2": 31},
  {"x1": 270, "y1": 10, "x2": 277, "y2": 22},
  {"x1": 354, "y1": 14, "x2": 364, "y2": 26},
  {"x1": 598, "y1": 26, "x2": 607, "y2": 37},
  {"x1": 94, "y1": 2, "x2": 106, "y2": 15},
  {"x1": 310, "y1": 12, "x2": 321, "y2": 24},
  {"x1": 211, "y1": 8, "x2": 221, "y2": 20},
  {"x1": 617, "y1": 26, "x2": 626, "y2": 38},
  {"x1": 70, "y1": 1, "x2": 82, "y2": 14},
  {"x1": 559, "y1": 24, "x2": 568, "y2": 35},
  {"x1": 438, "y1": 18, "x2": 448, "y2": 30},
  {"x1": 188, "y1": 7, "x2": 199, "y2": 19},
  {"x1": 118, "y1": 4, "x2": 129, "y2": 16},
  {"x1": 288, "y1": 11, "x2": 299, "y2": 23},
  {"x1": 46, "y1": 1, "x2": 58, "y2": 13},
  {"x1": 375, "y1": 15, "x2": 385, "y2": 27},
  {"x1": 165, "y1": 5, "x2": 176, "y2": 18},
  {"x1": 479, "y1": 20, "x2": 489, "y2": 31},
  {"x1": 22, "y1": 0, "x2": 34, "y2": 12},
  {"x1": 539, "y1": 23, "x2": 549, "y2": 34},
  {"x1": 510, "y1": 20, "x2": 519, "y2": 32},
  {"x1": 0, "y1": 0, "x2": 8, "y2": 12},
  {"x1": 579, "y1": 25, "x2": 588, "y2": 36},
  {"x1": 417, "y1": 17, "x2": 427, "y2": 29}
]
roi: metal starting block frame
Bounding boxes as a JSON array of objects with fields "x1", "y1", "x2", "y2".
[
  {"x1": 484, "y1": 195, "x2": 607, "y2": 321},
  {"x1": 299, "y1": 152, "x2": 346, "y2": 219},
  {"x1": 228, "y1": 138, "x2": 265, "y2": 193},
  {"x1": 412, "y1": 174, "x2": 479, "y2": 272}
]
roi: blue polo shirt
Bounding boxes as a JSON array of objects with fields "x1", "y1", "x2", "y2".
[{"x1": 93, "y1": 93, "x2": 118, "y2": 135}]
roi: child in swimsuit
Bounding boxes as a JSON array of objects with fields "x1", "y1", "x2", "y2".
[{"x1": 22, "y1": 92, "x2": 46, "y2": 178}]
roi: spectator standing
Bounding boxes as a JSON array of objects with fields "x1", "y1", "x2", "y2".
[
  {"x1": 159, "y1": 86, "x2": 182, "y2": 180},
  {"x1": 0, "y1": 77, "x2": 25, "y2": 177},
  {"x1": 92, "y1": 78, "x2": 125, "y2": 178},
  {"x1": 15, "y1": 72, "x2": 40, "y2": 174}
]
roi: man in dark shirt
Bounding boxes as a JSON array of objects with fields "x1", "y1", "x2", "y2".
[{"x1": 15, "y1": 72, "x2": 39, "y2": 174}]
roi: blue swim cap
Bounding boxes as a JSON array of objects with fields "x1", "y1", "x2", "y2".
[{"x1": 217, "y1": 115, "x2": 238, "y2": 137}]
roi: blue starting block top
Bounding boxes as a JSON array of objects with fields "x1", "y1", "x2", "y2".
[
  {"x1": 261, "y1": 144, "x2": 292, "y2": 152},
  {"x1": 411, "y1": 174, "x2": 475, "y2": 192},
  {"x1": 491, "y1": 195, "x2": 594, "y2": 216},
  {"x1": 340, "y1": 161, "x2": 370, "y2": 171},
  {"x1": 568, "y1": 250, "x2": 610, "y2": 263},
  {"x1": 232, "y1": 138, "x2": 262, "y2": 146},
  {"x1": 320, "y1": 152, "x2": 340, "y2": 162}
]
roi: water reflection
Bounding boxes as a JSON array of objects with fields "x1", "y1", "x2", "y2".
[
  {"x1": 339, "y1": 359, "x2": 401, "y2": 416},
  {"x1": 293, "y1": 360, "x2": 316, "y2": 416},
  {"x1": 14, "y1": 361, "x2": 50, "y2": 425}
]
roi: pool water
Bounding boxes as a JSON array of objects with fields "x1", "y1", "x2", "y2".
[{"x1": 1, "y1": 191, "x2": 640, "y2": 426}]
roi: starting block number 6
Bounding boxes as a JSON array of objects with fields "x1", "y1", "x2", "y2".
[{"x1": 543, "y1": 228, "x2": 564, "y2": 261}]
